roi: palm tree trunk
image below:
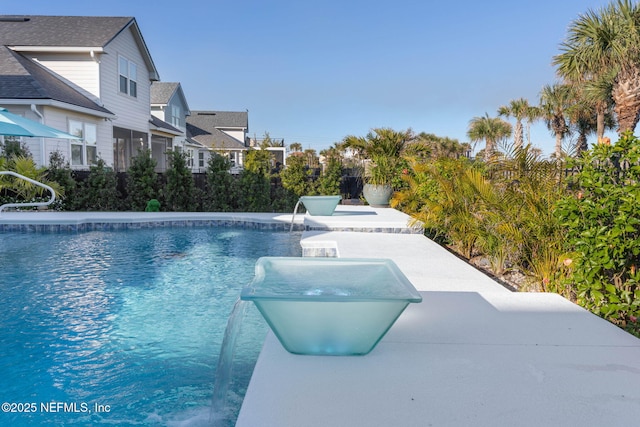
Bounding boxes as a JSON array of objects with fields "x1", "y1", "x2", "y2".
[
  {"x1": 576, "y1": 133, "x2": 588, "y2": 154},
  {"x1": 484, "y1": 139, "x2": 494, "y2": 161},
  {"x1": 515, "y1": 120, "x2": 523, "y2": 150},
  {"x1": 596, "y1": 102, "x2": 606, "y2": 140},
  {"x1": 555, "y1": 133, "x2": 563, "y2": 159},
  {"x1": 613, "y1": 66, "x2": 640, "y2": 134}
]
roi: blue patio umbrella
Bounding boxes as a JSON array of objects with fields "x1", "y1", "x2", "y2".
[{"x1": 0, "y1": 107, "x2": 81, "y2": 139}]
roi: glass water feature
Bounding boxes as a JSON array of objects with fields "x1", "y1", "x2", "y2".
[
  {"x1": 241, "y1": 257, "x2": 422, "y2": 356},
  {"x1": 299, "y1": 195, "x2": 342, "y2": 216}
]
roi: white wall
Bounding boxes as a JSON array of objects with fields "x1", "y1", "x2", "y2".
[
  {"x1": 101, "y1": 26, "x2": 152, "y2": 135},
  {"x1": 221, "y1": 129, "x2": 246, "y2": 144},
  {"x1": 0, "y1": 105, "x2": 108, "y2": 168},
  {"x1": 32, "y1": 53, "x2": 100, "y2": 100}
]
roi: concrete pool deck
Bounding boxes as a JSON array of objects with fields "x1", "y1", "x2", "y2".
[
  {"x1": 237, "y1": 206, "x2": 640, "y2": 426},
  {"x1": 2, "y1": 206, "x2": 640, "y2": 425}
]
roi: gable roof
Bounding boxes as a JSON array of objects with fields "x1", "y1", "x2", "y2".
[
  {"x1": 0, "y1": 16, "x2": 133, "y2": 47},
  {"x1": 186, "y1": 111, "x2": 249, "y2": 150},
  {"x1": 0, "y1": 47, "x2": 113, "y2": 116},
  {"x1": 150, "y1": 82, "x2": 191, "y2": 115},
  {"x1": 188, "y1": 110, "x2": 248, "y2": 129},
  {"x1": 150, "y1": 82, "x2": 179, "y2": 105},
  {"x1": 0, "y1": 15, "x2": 159, "y2": 80}
]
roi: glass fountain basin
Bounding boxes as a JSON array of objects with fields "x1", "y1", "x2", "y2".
[
  {"x1": 241, "y1": 257, "x2": 422, "y2": 356},
  {"x1": 299, "y1": 195, "x2": 342, "y2": 216}
]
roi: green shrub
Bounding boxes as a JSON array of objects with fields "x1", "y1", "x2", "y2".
[
  {"x1": 46, "y1": 150, "x2": 77, "y2": 210},
  {"x1": 238, "y1": 150, "x2": 272, "y2": 212},
  {"x1": 165, "y1": 150, "x2": 196, "y2": 211},
  {"x1": 205, "y1": 152, "x2": 235, "y2": 212},
  {"x1": 76, "y1": 159, "x2": 122, "y2": 211},
  {"x1": 280, "y1": 155, "x2": 314, "y2": 197},
  {"x1": 317, "y1": 154, "x2": 343, "y2": 196},
  {"x1": 555, "y1": 132, "x2": 640, "y2": 330},
  {"x1": 0, "y1": 137, "x2": 32, "y2": 160},
  {"x1": 125, "y1": 149, "x2": 159, "y2": 211}
]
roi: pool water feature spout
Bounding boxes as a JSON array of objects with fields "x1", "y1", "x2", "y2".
[
  {"x1": 211, "y1": 298, "x2": 250, "y2": 426},
  {"x1": 289, "y1": 198, "x2": 302, "y2": 232}
]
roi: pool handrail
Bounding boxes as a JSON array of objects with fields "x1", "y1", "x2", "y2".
[{"x1": 0, "y1": 171, "x2": 56, "y2": 213}]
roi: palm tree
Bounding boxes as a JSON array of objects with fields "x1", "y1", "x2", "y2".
[
  {"x1": 566, "y1": 99, "x2": 597, "y2": 154},
  {"x1": 498, "y1": 98, "x2": 532, "y2": 150},
  {"x1": 467, "y1": 113, "x2": 512, "y2": 161},
  {"x1": 343, "y1": 128, "x2": 417, "y2": 160},
  {"x1": 553, "y1": 0, "x2": 640, "y2": 135},
  {"x1": 565, "y1": 86, "x2": 615, "y2": 154},
  {"x1": 289, "y1": 142, "x2": 302, "y2": 152},
  {"x1": 303, "y1": 148, "x2": 318, "y2": 168},
  {"x1": 416, "y1": 132, "x2": 470, "y2": 159},
  {"x1": 539, "y1": 83, "x2": 572, "y2": 159},
  {"x1": 524, "y1": 105, "x2": 542, "y2": 146}
]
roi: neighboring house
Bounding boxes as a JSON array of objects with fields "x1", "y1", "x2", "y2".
[
  {"x1": 186, "y1": 110, "x2": 249, "y2": 173},
  {"x1": 150, "y1": 82, "x2": 190, "y2": 171},
  {"x1": 0, "y1": 15, "x2": 159, "y2": 171}
]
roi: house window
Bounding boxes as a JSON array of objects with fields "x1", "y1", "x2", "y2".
[
  {"x1": 69, "y1": 120, "x2": 97, "y2": 166},
  {"x1": 170, "y1": 105, "x2": 182, "y2": 128},
  {"x1": 118, "y1": 56, "x2": 137, "y2": 97},
  {"x1": 187, "y1": 149, "x2": 194, "y2": 167},
  {"x1": 198, "y1": 152, "x2": 205, "y2": 168}
]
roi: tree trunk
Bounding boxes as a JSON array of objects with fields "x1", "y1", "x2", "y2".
[
  {"x1": 613, "y1": 65, "x2": 640, "y2": 135},
  {"x1": 555, "y1": 133, "x2": 563, "y2": 159},
  {"x1": 514, "y1": 120, "x2": 523, "y2": 150},
  {"x1": 596, "y1": 101, "x2": 606, "y2": 141},
  {"x1": 576, "y1": 133, "x2": 588, "y2": 154},
  {"x1": 484, "y1": 139, "x2": 494, "y2": 161}
]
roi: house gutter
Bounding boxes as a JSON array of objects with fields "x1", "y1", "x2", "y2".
[
  {"x1": 0, "y1": 99, "x2": 116, "y2": 120},
  {"x1": 30, "y1": 104, "x2": 47, "y2": 167}
]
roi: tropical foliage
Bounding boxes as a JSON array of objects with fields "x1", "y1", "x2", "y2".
[
  {"x1": 554, "y1": 0, "x2": 640, "y2": 136},
  {"x1": 467, "y1": 114, "x2": 512, "y2": 161},
  {"x1": 343, "y1": 127, "x2": 421, "y2": 187},
  {"x1": 0, "y1": 155, "x2": 63, "y2": 204},
  {"x1": 556, "y1": 133, "x2": 640, "y2": 332}
]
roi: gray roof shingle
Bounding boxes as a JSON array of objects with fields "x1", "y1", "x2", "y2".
[
  {"x1": 188, "y1": 110, "x2": 248, "y2": 128},
  {"x1": 150, "y1": 82, "x2": 179, "y2": 105},
  {"x1": 186, "y1": 111, "x2": 249, "y2": 150},
  {"x1": 0, "y1": 47, "x2": 113, "y2": 115},
  {"x1": 0, "y1": 15, "x2": 134, "y2": 47},
  {"x1": 150, "y1": 115, "x2": 182, "y2": 134}
]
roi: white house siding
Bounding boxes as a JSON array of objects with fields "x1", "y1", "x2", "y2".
[
  {"x1": 45, "y1": 106, "x2": 112, "y2": 168},
  {"x1": 150, "y1": 108, "x2": 165, "y2": 122},
  {"x1": 3, "y1": 104, "x2": 46, "y2": 166},
  {"x1": 100, "y1": 26, "x2": 152, "y2": 137},
  {"x1": 30, "y1": 53, "x2": 100, "y2": 100},
  {"x1": 2, "y1": 105, "x2": 110, "y2": 168},
  {"x1": 222, "y1": 129, "x2": 246, "y2": 144},
  {"x1": 167, "y1": 95, "x2": 186, "y2": 131}
]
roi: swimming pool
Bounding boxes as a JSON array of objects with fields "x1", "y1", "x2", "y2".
[{"x1": 0, "y1": 227, "x2": 302, "y2": 426}]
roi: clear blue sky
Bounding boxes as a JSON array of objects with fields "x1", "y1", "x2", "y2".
[{"x1": 3, "y1": 0, "x2": 619, "y2": 156}]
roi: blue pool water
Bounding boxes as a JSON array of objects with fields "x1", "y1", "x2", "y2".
[{"x1": 0, "y1": 227, "x2": 302, "y2": 426}]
